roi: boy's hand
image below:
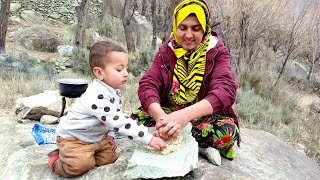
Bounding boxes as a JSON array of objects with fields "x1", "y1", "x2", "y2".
[
  {"x1": 104, "y1": 135, "x2": 116, "y2": 151},
  {"x1": 148, "y1": 136, "x2": 166, "y2": 151}
]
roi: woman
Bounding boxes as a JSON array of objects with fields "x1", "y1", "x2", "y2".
[{"x1": 131, "y1": 0, "x2": 239, "y2": 166}]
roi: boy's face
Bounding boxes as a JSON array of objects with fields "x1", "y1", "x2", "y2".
[{"x1": 96, "y1": 51, "x2": 129, "y2": 90}]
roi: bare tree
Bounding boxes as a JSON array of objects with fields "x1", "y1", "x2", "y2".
[
  {"x1": 159, "y1": 0, "x2": 180, "y2": 41},
  {"x1": 305, "y1": 0, "x2": 320, "y2": 81},
  {"x1": 274, "y1": 0, "x2": 311, "y2": 87},
  {"x1": 151, "y1": 0, "x2": 157, "y2": 50},
  {"x1": 75, "y1": 0, "x2": 91, "y2": 48},
  {"x1": 141, "y1": 0, "x2": 149, "y2": 16},
  {"x1": 122, "y1": 0, "x2": 137, "y2": 53},
  {"x1": 213, "y1": 0, "x2": 288, "y2": 73},
  {"x1": 100, "y1": 0, "x2": 108, "y2": 22},
  {"x1": 0, "y1": 0, "x2": 11, "y2": 54}
]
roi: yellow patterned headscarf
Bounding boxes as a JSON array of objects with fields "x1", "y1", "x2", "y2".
[{"x1": 171, "y1": 0, "x2": 212, "y2": 105}]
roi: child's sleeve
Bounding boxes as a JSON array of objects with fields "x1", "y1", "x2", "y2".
[{"x1": 87, "y1": 94, "x2": 152, "y2": 145}]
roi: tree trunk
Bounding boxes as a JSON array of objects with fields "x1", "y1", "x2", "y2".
[
  {"x1": 100, "y1": 0, "x2": 108, "y2": 22},
  {"x1": 161, "y1": 0, "x2": 180, "y2": 41},
  {"x1": 122, "y1": 0, "x2": 136, "y2": 53},
  {"x1": 0, "y1": 0, "x2": 11, "y2": 54},
  {"x1": 151, "y1": 0, "x2": 157, "y2": 50},
  {"x1": 141, "y1": 0, "x2": 148, "y2": 16},
  {"x1": 75, "y1": 0, "x2": 91, "y2": 48},
  {"x1": 273, "y1": 2, "x2": 310, "y2": 87}
]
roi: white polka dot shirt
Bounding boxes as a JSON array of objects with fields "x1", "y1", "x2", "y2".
[{"x1": 56, "y1": 79, "x2": 152, "y2": 145}]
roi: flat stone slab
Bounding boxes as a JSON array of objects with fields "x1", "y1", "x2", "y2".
[{"x1": 125, "y1": 124, "x2": 198, "y2": 179}]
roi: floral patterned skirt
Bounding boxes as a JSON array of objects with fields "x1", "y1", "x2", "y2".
[{"x1": 131, "y1": 107, "x2": 239, "y2": 160}]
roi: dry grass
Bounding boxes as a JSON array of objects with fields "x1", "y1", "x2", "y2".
[
  {"x1": 0, "y1": 70, "x2": 54, "y2": 108},
  {"x1": 236, "y1": 71, "x2": 320, "y2": 164}
]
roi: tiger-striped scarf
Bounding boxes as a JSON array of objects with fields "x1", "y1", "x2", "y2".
[{"x1": 171, "y1": 0, "x2": 211, "y2": 105}]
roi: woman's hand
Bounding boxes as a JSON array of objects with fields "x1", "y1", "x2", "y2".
[
  {"x1": 155, "y1": 111, "x2": 189, "y2": 138},
  {"x1": 154, "y1": 122, "x2": 170, "y2": 140},
  {"x1": 156, "y1": 100, "x2": 213, "y2": 138}
]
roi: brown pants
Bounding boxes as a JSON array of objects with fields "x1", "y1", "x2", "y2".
[{"x1": 52, "y1": 136, "x2": 118, "y2": 177}]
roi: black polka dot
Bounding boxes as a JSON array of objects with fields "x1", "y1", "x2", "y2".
[
  {"x1": 138, "y1": 131, "x2": 144, "y2": 137},
  {"x1": 110, "y1": 98, "x2": 115, "y2": 104},
  {"x1": 136, "y1": 121, "x2": 141, "y2": 126},
  {"x1": 119, "y1": 100, "x2": 122, "y2": 104},
  {"x1": 125, "y1": 116, "x2": 129, "y2": 119},
  {"x1": 104, "y1": 107, "x2": 110, "y2": 112},
  {"x1": 98, "y1": 94, "x2": 104, "y2": 99},
  {"x1": 113, "y1": 116, "x2": 119, "y2": 120},
  {"x1": 91, "y1": 104, "x2": 97, "y2": 110},
  {"x1": 114, "y1": 127, "x2": 119, "y2": 131},
  {"x1": 117, "y1": 108, "x2": 120, "y2": 112},
  {"x1": 128, "y1": 136, "x2": 133, "y2": 140},
  {"x1": 125, "y1": 123, "x2": 131, "y2": 129},
  {"x1": 101, "y1": 116, "x2": 106, "y2": 121}
]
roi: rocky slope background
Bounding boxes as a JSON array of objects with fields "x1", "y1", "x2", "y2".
[{"x1": 0, "y1": 0, "x2": 320, "y2": 179}]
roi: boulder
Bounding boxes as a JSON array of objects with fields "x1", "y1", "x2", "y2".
[
  {"x1": 20, "y1": 10, "x2": 46, "y2": 25},
  {"x1": 15, "y1": 90, "x2": 62, "y2": 121},
  {"x1": 286, "y1": 61, "x2": 308, "y2": 81},
  {"x1": 20, "y1": 27, "x2": 61, "y2": 52}
]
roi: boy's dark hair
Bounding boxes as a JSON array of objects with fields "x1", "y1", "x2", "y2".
[{"x1": 89, "y1": 41, "x2": 126, "y2": 71}]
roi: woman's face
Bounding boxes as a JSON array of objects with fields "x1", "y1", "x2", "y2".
[{"x1": 176, "y1": 14, "x2": 204, "y2": 50}]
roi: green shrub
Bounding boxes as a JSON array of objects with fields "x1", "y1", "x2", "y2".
[
  {"x1": 235, "y1": 87, "x2": 295, "y2": 134},
  {"x1": 0, "y1": 53, "x2": 56, "y2": 80},
  {"x1": 129, "y1": 50, "x2": 154, "y2": 77},
  {"x1": 237, "y1": 71, "x2": 262, "y2": 90},
  {"x1": 70, "y1": 48, "x2": 92, "y2": 76}
]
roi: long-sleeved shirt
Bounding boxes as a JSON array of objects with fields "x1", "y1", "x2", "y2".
[
  {"x1": 138, "y1": 32, "x2": 239, "y2": 128},
  {"x1": 56, "y1": 79, "x2": 152, "y2": 145}
]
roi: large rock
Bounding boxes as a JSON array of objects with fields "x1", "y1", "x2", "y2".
[
  {"x1": 20, "y1": 10, "x2": 46, "y2": 25},
  {"x1": 15, "y1": 90, "x2": 62, "y2": 121},
  {"x1": 0, "y1": 108, "x2": 319, "y2": 180},
  {"x1": 286, "y1": 61, "x2": 308, "y2": 81},
  {"x1": 20, "y1": 27, "x2": 61, "y2": 52}
]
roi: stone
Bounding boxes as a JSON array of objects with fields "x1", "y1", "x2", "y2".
[
  {"x1": 49, "y1": 13, "x2": 60, "y2": 19},
  {"x1": 40, "y1": 115, "x2": 59, "y2": 125},
  {"x1": 125, "y1": 124, "x2": 198, "y2": 179},
  {"x1": 20, "y1": 27, "x2": 61, "y2": 52},
  {"x1": 10, "y1": 3, "x2": 22, "y2": 13},
  {"x1": 59, "y1": 7, "x2": 69, "y2": 14},
  {"x1": 57, "y1": 45, "x2": 76, "y2": 57},
  {"x1": 15, "y1": 90, "x2": 62, "y2": 121},
  {"x1": 20, "y1": 10, "x2": 46, "y2": 25}
]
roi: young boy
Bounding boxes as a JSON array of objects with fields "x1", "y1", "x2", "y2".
[{"x1": 48, "y1": 41, "x2": 166, "y2": 177}]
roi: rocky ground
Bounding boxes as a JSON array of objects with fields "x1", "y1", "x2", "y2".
[{"x1": 1, "y1": 107, "x2": 320, "y2": 179}]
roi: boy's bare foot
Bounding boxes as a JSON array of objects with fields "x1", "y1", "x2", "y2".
[{"x1": 48, "y1": 149, "x2": 59, "y2": 171}]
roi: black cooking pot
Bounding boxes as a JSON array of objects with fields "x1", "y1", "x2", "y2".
[{"x1": 57, "y1": 79, "x2": 89, "y2": 98}]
